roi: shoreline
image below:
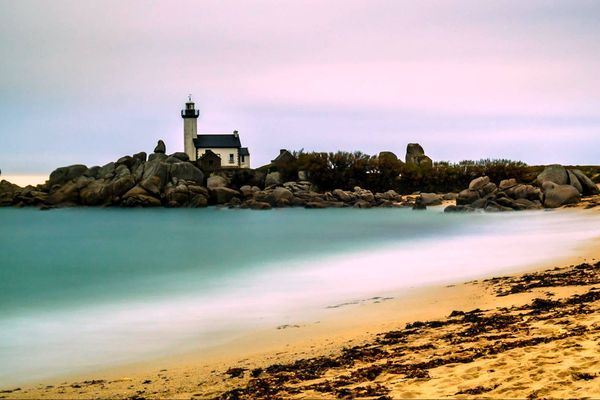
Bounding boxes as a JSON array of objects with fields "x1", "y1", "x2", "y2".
[{"x1": 3, "y1": 209, "x2": 600, "y2": 398}]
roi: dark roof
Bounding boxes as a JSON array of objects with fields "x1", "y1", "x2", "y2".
[
  {"x1": 239, "y1": 147, "x2": 250, "y2": 156},
  {"x1": 200, "y1": 149, "x2": 221, "y2": 160},
  {"x1": 272, "y1": 149, "x2": 295, "y2": 163},
  {"x1": 194, "y1": 134, "x2": 241, "y2": 149}
]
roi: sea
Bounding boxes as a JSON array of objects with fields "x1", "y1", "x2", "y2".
[{"x1": 1, "y1": 206, "x2": 600, "y2": 386}]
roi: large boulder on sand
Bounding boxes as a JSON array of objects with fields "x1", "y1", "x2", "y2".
[
  {"x1": 457, "y1": 189, "x2": 480, "y2": 205},
  {"x1": 537, "y1": 164, "x2": 568, "y2": 186},
  {"x1": 419, "y1": 193, "x2": 443, "y2": 206},
  {"x1": 567, "y1": 170, "x2": 583, "y2": 194},
  {"x1": 542, "y1": 182, "x2": 581, "y2": 208},
  {"x1": 571, "y1": 169, "x2": 600, "y2": 196}
]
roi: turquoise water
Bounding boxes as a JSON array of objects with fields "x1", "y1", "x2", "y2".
[
  {"x1": 1, "y1": 207, "x2": 600, "y2": 385},
  {"x1": 0, "y1": 207, "x2": 463, "y2": 317}
]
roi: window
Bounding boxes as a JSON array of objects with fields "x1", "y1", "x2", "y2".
[
  {"x1": 241, "y1": 155, "x2": 245, "y2": 163},
  {"x1": 229, "y1": 154, "x2": 234, "y2": 164}
]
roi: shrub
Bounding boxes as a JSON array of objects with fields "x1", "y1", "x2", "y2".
[{"x1": 295, "y1": 151, "x2": 529, "y2": 194}]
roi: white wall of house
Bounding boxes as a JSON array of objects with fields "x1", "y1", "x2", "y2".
[
  {"x1": 239, "y1": 154, "x2": 250, "y2": 168},
  {"x1": 197, "y1": 148, "x2": 239, "y2": 167}
]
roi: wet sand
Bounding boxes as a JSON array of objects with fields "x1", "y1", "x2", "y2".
[{"x1": 2, "y1": 201, "x2": 600, "y2": 399}]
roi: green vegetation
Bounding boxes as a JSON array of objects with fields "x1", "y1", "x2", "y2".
[{"x1": 290, "y1": 151, "x2": 535, "y2": 194}]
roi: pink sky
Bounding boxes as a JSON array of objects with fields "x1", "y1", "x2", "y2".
[{"x1": 1, "y1": 0, "x2": 599, "y2": 175}]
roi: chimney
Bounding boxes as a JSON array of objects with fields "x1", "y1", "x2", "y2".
[
  {"x1": 233, "y1": 130, "x2": 239, "y2": 138},
  {"x1": 280, "y1": 149, "x2": 286, "y2": 155}
]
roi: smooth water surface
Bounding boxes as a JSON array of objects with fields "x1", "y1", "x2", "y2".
[{"x1": 1, "y1": 207, "x2": 599, "y2": 385}]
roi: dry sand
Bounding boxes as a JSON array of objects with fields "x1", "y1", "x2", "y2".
[{"x1": 2, "y1": 202, "x2": 600, "y2": 399}]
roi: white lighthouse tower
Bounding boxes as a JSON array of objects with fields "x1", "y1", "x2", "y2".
[{"x1": 181, "y1": 95, "x2": 199, "y2": 161}]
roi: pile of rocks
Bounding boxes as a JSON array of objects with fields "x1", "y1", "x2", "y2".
[
  {"x1": 2, "y1": 140, "x2": 209, "y2": 208},
  {"x1": 5, "y1": 140, "x2": 595, "y2": 213},
  {"x1": 536, "y1": 164, "x2": 599, "y2": 208},
  {"x1": 230, "y1": 183, "x2": 415, "y2": 210},
  {"x1": 445, "y1": 164, "x2": 599, "y2": 212},
  {"x1": 446, "y1": 176, "x2": 543, "y2": 212}
]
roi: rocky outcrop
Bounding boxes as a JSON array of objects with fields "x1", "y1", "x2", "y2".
[
  {"x1": 122, "y1": 186, "x2": 162, "y2": 207},
  {"x1": 449, "y1": 176, "x2": 543, "y2": 212},
  {"x1": 170, "y1": 162, "x2": 204, "y2": 183},
  {"x1": 48, "y1": 164, "x2": 88, "y2": 187},
  {"x1": 447, "y1": 166, "x2": 598, "y2": 212},
  {"x1": 210, "y1": 187, "x2": 240, "y2": 204},
  {"x1": 4, "y1": 141, "x2": 597, "y2": 212},
  {"x1": 536, "y1": 165, "x2": 599, "y2": 198},
  {"x1": 235, "y1": 182, "x2": 422, "y2": 210},
  {"x1": 207, "y1": 175, "x2": 229, "y2": 189},
  {"x1": 405, "y1": 143, "x2": 433, "y2": 168},
  {"x1": 571, "y1": 169, "x2": 600, "y2": 196},
  {"x1": 270, "y1": 187, "x2": 293, "y2": 206},
  {"x1": 47, "y1": 176, "x2": 93, "y2": 205},
  {"x1": 542, "y1": 182, "x2": 581, "y2": 208},
  {"x1": 536, "y1": 164, "x2": 568, "y2": 186},
  {"x1": 265, "y1": 172, "x2": 282, "y2": 188},
  {"x1": 0, "y1": 180, "x2": 23, "y2": 206},
  {"x1": 418, "y1": 193, "x2": 443, "y2": 206},
  {"x1": 0, "y1": 140, "x2": 211, "y2": 208},
  {"x1": 154, "y1": 140, "x2": 166, "y2": 154},
  {"x1": 567, "y1": 170, "x2": 583, "y2": 194},
  {"x1": 80, "y1": 179, "x2": 113, "y2": 206},
  {"x1": 535, "y1": 164, "x2": 599, "y2": 197}
]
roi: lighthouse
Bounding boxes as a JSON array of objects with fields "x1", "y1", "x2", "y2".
[
  {"x1": 181, "y1": 95, "x2": 199, "y2": 161},
  {"x1": 181, "y1": 97, "x2": 251, "y2": 168}
]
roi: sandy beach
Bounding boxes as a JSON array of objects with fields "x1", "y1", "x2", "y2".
[{"x1": 2, "y1": 205, "x2": 600, "y2": 399}]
